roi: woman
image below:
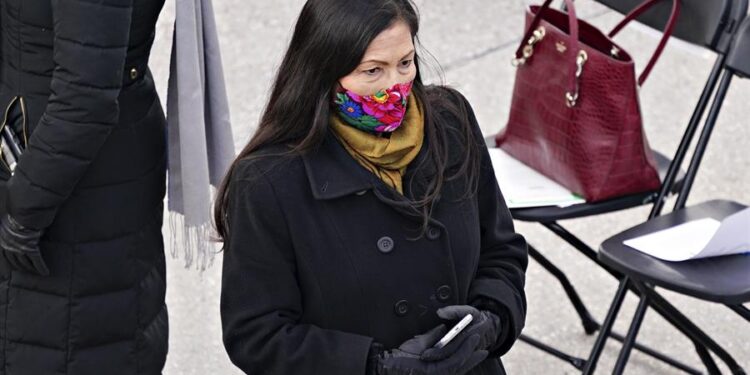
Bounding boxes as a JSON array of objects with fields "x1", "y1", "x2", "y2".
[
  {"x1": 0, "y1": 0, "x2": 168, "y2": 373},
  {"x1": 217, "y1": 0, "x2": 528, "y2": 374}
]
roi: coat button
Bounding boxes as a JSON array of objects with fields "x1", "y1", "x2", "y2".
[
  {"x1": 426, "y1": 227, "x2": 441, "y2": 240},
  {"x1": 394, "y1": 300, "x2": 410, "y2": 317},
  {"x1": 130, "y1": 68, "x2": 138, "y2": 80},
  {"x1": 377, "y1": 236, "x2": 394, "y2": 253},
  {"x1": 437, "y1": 285, "x2": 452, "y2": 302}
]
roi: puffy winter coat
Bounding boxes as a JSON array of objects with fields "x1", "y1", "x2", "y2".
[{"x1": 0, "y1": 0, "x2": 168, "y2": 374}]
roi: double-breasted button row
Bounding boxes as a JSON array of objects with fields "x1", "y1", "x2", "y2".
[{"x1": 393, "y1": 285, "x2": 452, "y2": 318}]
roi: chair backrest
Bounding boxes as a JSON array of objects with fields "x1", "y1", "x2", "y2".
[
  {"x1": 594, "y1": 0, "x2": 748, "y2": 53},
  {"x1": 727, "y1": 17, "x2": 750, "y2": 77},
  {"x1": 670, "y1": 14, "x2": 750, "y2": 209}
]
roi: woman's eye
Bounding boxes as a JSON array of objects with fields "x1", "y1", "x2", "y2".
[
  {"x1": 364, "y1": 67, "x2": 381, "y2": 75},
  {"x1": 400, "y1": 59, "x2": 413, "y2": 68}
]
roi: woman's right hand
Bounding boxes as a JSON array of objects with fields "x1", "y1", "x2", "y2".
[{"x1": 373, "y1": 325, "x2": 487, "y2": 375}]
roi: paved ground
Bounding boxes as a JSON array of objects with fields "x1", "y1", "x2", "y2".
[{"x1": 147, "y1": 1, "x2": 749, "y2": 374}]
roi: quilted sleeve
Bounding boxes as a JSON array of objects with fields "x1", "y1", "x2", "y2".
[{"x1": 6, "y1": 0, "x2": 134, "y2": 230}]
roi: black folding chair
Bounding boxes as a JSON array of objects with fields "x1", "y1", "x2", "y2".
[
  {"x1": 587, "y1": 16, "x2": 750, "y2": 375},
  {"x1": 491, "y1": 0, "x2": 749, "y2": 372}
]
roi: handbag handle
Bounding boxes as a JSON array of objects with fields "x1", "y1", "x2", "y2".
[
  {"x1": 608, "y1": 0, "x2": 682, "y2": 86},
  {"x1": 513, "y1": 0, "x2": 581, "y2": 106}
]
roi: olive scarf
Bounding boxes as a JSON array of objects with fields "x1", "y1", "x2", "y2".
[{"x1": 330, "y1": 96, "x2": 424, "y2": 194}]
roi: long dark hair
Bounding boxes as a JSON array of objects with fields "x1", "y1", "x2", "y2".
[{"x1": 214, "y1": 0, "x2": 481, "y2": 241}]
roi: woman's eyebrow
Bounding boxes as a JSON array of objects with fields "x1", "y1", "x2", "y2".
[
  {"x1": 359, "y1": 49, "x2": 416, "y2": 66},
  {"x1": 400, "y1": 49, "x2": 416, "y2": 60}
]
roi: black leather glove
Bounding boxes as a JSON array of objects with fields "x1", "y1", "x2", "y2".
[
  {"x1": 0, "y1": 214, "x2": 48, "y2": 276},
  {"x1": 372, "y1": 325, "x2": 487, "y2": 375},
  {"x1": 421, "y1": 305, "x2": 501, "y2": 361}
]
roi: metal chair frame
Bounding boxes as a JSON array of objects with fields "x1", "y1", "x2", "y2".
[
  {"x1": 505, "y1": 0, "x2": 749, "y2": 372},
  {"x1": 584, "y1": 24, "x2": 750, "y2": 371}
]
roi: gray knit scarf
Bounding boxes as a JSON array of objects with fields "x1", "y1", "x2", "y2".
[{"x1": 166, "y1": 0, "x2": 235, "y2": 270}]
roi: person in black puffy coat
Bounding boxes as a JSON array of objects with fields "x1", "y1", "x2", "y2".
[{"x1": 0, "y1": 0, "x2": 168, "y2": 374}]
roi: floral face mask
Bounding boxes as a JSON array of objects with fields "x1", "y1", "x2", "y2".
[{"x1": 333, "y1": 81, "x2": 413, "y2": 134}]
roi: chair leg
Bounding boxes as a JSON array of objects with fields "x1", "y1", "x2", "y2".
[
  {"x1": 578, "y1": 278, "x2": 722, "y2": 375},
  {"x1": 528, "y1": 244, "x2": 599, "y2": 334},
  {"x1": 608, "y1": 332, "x2": 702, "y2": 375},
  {"x1": 639, "y1": 286, "x2": 746, "y2": 374},
  {"x1": 728, "y1": 304, "x2": 750, "y2": 322},
  {"x1": 694, "y1": 342, "x2": 722, "y2": 375},
  {"x1": 536, "y1": 223, "x2": 706, "y2": 374},
  {"x1": 610, "y1": 293, "x2": 722, "y2": 375},
  {"x1": 543, "y1": 222, "x2": 600, "y2": 264},
  {"x1": 543, "y1": 222, "x2": 628, "y2": 280},
  {"x1": 582, "y1": 278, "x2": 630, "y2": 375},
  {"x1": 613, "y1": 295, "x2": 650, "y2": 375},
  {"x1": 518, "y1": 334, "x2": 587, "y2": 370},
  {"x1": 520, "y1": 322, "x2": 702, "y2": 374},
  {"x1": 533, "y1": 222, "x2": 739, "y2": 373}
]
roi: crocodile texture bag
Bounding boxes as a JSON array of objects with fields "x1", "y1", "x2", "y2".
[{"x1": 496, "y1": 0, "x2": 680, "y2": 202}]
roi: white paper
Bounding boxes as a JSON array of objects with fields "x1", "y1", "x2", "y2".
[
  {"x1": 488, "y1": 148, "x2": 586, "y2": 208},
  {"x1": 701, "y1": 208, "x2": 750, "y2": 258},
  {"x1": 623, "y1": 208, "x2": 750, "y2": 261}
]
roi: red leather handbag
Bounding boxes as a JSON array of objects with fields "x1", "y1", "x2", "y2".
[{"x1": 496, "y1": 0, "x2": 680, "y2": 202}]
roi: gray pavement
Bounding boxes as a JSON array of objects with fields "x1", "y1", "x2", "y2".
[{"x1": 148, "y1": 1, "x2": 750, "y2": 374}]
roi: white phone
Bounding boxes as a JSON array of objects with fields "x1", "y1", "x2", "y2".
[{"x1": 433, "y1": 314, "x2": 473, "y2": 349}]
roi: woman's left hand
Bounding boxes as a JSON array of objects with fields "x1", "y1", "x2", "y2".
[{"x1": 421, "y1": 305, "x2": 501, "y2": 361}]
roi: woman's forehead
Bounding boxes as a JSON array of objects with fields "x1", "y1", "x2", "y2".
[{"x1": 360, "y1": 21, "x2": 414, "y2": 63}]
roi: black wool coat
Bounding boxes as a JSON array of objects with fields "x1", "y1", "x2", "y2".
[
  {"x1": 0, "y1": 0, "x2": 168, "y2": 374},
  {"x1": 221, "y1": 91, "x2": 529, "y2": 375}
]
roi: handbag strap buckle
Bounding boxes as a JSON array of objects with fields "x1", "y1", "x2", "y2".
[
  {"x1": 512, "y1": 26, "x2": 546, "y2": 66},
  {"x1": 566, "y1": 50, "x2": 588, "y2": 108}
]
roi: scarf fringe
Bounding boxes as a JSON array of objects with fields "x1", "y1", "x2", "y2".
[{"x1": 168, "y1": 212, "x2": 217, "y2": 271}]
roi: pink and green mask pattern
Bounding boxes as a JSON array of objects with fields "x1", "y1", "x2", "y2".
[{"x1": 333, "y1": 81, "x2": 413, "y2": 134}]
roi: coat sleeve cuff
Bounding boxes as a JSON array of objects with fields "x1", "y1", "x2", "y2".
[{"x1": 469, "y1": 278, "x2": 526, "y2": 356}]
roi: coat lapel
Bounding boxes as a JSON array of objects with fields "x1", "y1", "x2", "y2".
[
  {"x1": 302, "y1": 131, "x2": 374, "y2": 200},
  {"x1": 302, "y1": 127, "x2": 447, "y2": 226}
]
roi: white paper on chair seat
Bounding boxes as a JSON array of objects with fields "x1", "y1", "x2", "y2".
[
  {"x1": 623, "y1": 207, "x2": 750, "y2": 261},
  {"x1": 488, "y1": 148, "x2": 586, "y2": 208}
]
